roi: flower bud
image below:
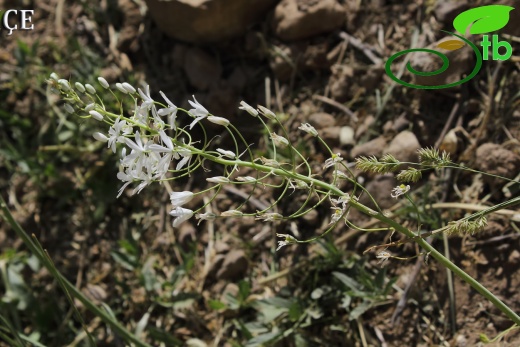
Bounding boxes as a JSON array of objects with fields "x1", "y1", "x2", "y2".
[
  {"x1": 206, "y1": 176, "x2": 230, "y2": 184},
  {"x1": 122, "y1": 82, "x2": 136, "y2": 94},
  {"x1": 58, "y1": 79, "x2": 71, "y2": 92},
  {"x1": 216, "y1": 148, "x2": 236, "y2": 159},
  {"x1": 63, "y1": 104, "x2": 75, "y2": 114},
  {"x1": 75, "y1": 82, "x2": 85, "y2": 93},
  {"x1": 84, "y1": 103, "x2": 95, "y2": 112},
  {"x1": 238, "y1": 101, "x2": 258, "y2": 116},
  {"x1": 89, "y1": 110, "x2": 104, "y2": 121},
  {"x1": 97, "y1": 77, "x2": 109, "y2": 89},
  {"x1": 270, "y1": 133, "x2": 289, "y2": 147},
  {"x1": 85, "y1": 84, "x2": 96, "y2": 94},
  {"x1": 207, "y1": 116, "x2": 229, "y2": 127},
  {"x1": 221, "y1": 210, "x2": 243, "y2": 217},
  {"x1": 235, "y1": 176, "x2": 256, "y2": 182},
  {"x1": 115, "y1": 83, "x2": 128, "y2": 94},
  {"x1": 93, "y1": 132, "x2": 108, "y2": 142},
  {"x1": 257, "y1": 105, "x2": 276, "y2": 120},
  {"x1": 298, "y1": 123, "x2": 318, "y2": 137}
]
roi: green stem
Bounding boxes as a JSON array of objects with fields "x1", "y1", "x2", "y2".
[
  {"x1": 192, "y1": 154, "x2": 520, "y2": 326},
  {"x1": 0, "y1": 196, "x2": 152, "y2": 347}
]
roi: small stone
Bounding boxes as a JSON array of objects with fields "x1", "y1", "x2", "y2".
[
  {"x1": 508, "y1": 250, "x2": 520, "y2": 264},
  {"x1": 308, "y1": 112, "x2": 336, "y2": 129},
  {"x1": 358, "y1": 174, "x2": 396, "y2": 209},
  {"x1": 272, "y1": 0, "x2": 346, "y2": 41},
  {"x1": 339, "y1": 126, "x2": 355, "y2": 147},
  {"x1": 214, "y1": 240, "x2": 230, "y2": 254},
  {"x1": 351, "y1": 136, "x2": 387, "y2": 159},
  {"x1": 319, "y1": 127, "x2": 341, "y2": 147},
  {"x1": 475, "y1": 143, "x2": 520, "y2": 181},
  {"x1": 454, "y1": 334, "x2": 467, "y2": 347},
  {"x1": 386, "y1": 131, "x2": 421, "y2": 162},
  {"x1": 146, "y1": 0, "x2": 279, "y2": 43},
  {"x1": 178, "y1": 223, "x2": 196, "y2": 249},
  {"x1": 302, "y1": 209, "x2": 319, "y2": 225},
  {"x1": 434, "y1": 2, "x2": 469, "y2": 24},
  {"x1": 216, "y1": 250, "x2": 248, "y2": 281}
]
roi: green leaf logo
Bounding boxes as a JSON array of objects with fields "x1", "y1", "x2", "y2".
[{"x1": 453, "y1": 5, "x2": 514, "y2": 35}]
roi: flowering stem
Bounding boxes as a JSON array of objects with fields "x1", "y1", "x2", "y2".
[
  {"x1": 0, "y1": 196, "x2": 152, "y2": 347},
  {"x1": 350, "y1": 199, "x2": 520, "y2": 326},
  {"x1": 195, "y1": 154, "x2": 520, "y2": 325}
]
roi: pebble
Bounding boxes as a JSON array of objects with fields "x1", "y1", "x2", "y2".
[
  {"x1": 386, "y1": 131, "x2": 420, "y2": 162},
  {"x1": 272, "y1": 0, "x2": 346, "y2": 41},
  {"x1": 216, "y1": 250, "x2": 248, "y2": 281},
  {"x1": 308, "y1": 112, "x2": 336, "y2": 129},
  {"x1": 339, "y1": 126, "x2": 355, "y2": 147}
]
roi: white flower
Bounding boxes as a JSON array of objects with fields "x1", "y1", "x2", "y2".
[
  {"x1": 206, "y1": 176, "x2": 230, "y2": 184},
  {"x1": 298, "y1": 123, "x2": 318, "y2": 137},
  {"x1": 97, "y1": 77, "x2": 109, "y2": 89},
  {"x1": 122, "y1": 82, "x2": 136, "y2": 94},
  {"x1": 207, "y1": 116, "x2": 229, "y2": 127},
  {"x1": 270, "y1": 133, "x2": 289, "y2": 147},
  {"x1": 188, "y1": 95, "x2": 209, "y2": 129},
  {"x1": 50, "y1": 72, "x2": 59, "y2": 81},
  {"x1": 216, "y1": 148, "x2": 236, "y2": 159},
  {"x1": 116, "y1": 83, "x2": 129, "y2": 94},
  {"x1": 124, "y1": 131, "x2": 147, "y2": 154},
  {"x1": 239, "y1": 101, "x2": 258, "y2": 116},
  {"x1": 107, "y1": 117, "x2": 127, "y2": 153},
  {"x1": 170, "y1": 191, "x2": 194, "y2": 207},
  {"x1": 138, "y1": 85, "x2": 156, "y2": 113},
  {"x1": 195, "y1": 212, "x2": 217, "y2": 225},
  {"x1": 276, "y1": 233, "x2": 298, "y2": 251},
  {"x1": 157, "y1": 91, "x2": 178, "y2": 129},
  {"x1": 75, "y1": 82, "x2": 85, "y2": 93},
  {"x1": 330, "y1": 207, "x2": 343, "y2": 225},
  {"x1": 257, "y1": 105, "x2": 276, "y2": 120},
  {"x1": 89, "y1": 110, "x2": 104, "y2": 121},
  {"x1": 85, "y1": 84, "x2": 96, "y2": 94},
  {"x1": 170, "y1": 207, "x2": 194, "y2": 228},
  {"x1": 376, "y1": 251, "x2": 391, "y2": 265},
  {"x1": 176, "y1": 146, "x2": 192, "y2": 171},
  {"x1": 221, "y1": 210, "x2": 243, "y2": 217},
  {"x1": 330, "y1": 194, "x2": 350, "y2": 208},
  {"x1": 93, "y1": 132, "x2": 108, "y2": 142},
  {"x1": 256, "y1": 213, "x2": 283, "y2": 222},
  {"x1": 391, "y1": 184, "x2": 410, "y2": 199},
  {"x1": 324, "y1": 153, "x2": 343, "y2": 169},
  {"x1": 148, "y1": 129, "x2": 174, "y2": 153}
]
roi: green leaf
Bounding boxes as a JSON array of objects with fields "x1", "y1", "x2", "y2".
[
  {"x1": 246, "y1": 331, "x2": 282, "y2": 347},
  {"x1": 349, "y1": 301, "x2": 373, "y2": 320},
  {"x1": 453, "y1": 5, "x2": 514, "y2": 35},
  {"x1": 208, "y1": 299, "x2": 226, "y2": 310},
  {"x1": 332, "y1": 271, "x2": 362, "y2": 291}
]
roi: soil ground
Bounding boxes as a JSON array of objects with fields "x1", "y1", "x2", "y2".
[{"x1": 0, "y1": 0, "x2": 519, "y2": 346}]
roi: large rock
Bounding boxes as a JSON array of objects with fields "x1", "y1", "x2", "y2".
[
  {"x1": 272, "y1": 0, "x2": 346, "y2": 41},
  {"x1": 145, "y1": 0, "x2": 279, "y2": 43}
]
